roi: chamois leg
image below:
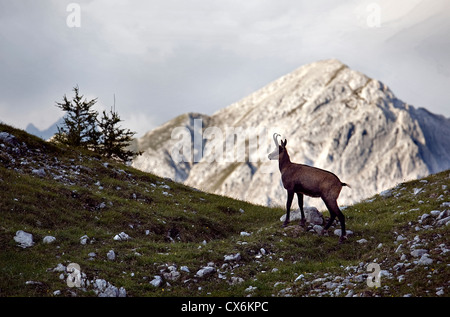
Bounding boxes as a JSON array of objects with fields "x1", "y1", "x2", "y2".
[
  {"x1": 324, "y1": 199, "x2": 346, "y2": 243},
  {"x1": 323, "y1": 212, "x2": 336, "y2": 232},
  {"x1": 297, "y1": 193, "x2": 306, "y2": 227},
  {"x1": 337, "y1": 212, "x2": 347, "y2": 243},
  {"x1": 283, "y1": 191, "x2": 294, "y2": 227}
]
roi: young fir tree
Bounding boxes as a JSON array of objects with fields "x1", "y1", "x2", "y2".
[
  {"x1": 98, "y1": 107, "x2": 141, "y2": 163},
  {"x1": 54, "y1": 86, "x2": 101, "y2": 149}
]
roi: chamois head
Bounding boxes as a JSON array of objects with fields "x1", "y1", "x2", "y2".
[{"x1": 268, "y1": 133, "x2": 287, "y2": 160}]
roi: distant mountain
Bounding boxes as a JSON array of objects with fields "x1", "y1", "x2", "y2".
[
  {"x1": 132, "y1": 59, "x2": 450, "y2": 209},
  {"x1": 26, "y1": 118, "x2": 63, "y2": 140}
]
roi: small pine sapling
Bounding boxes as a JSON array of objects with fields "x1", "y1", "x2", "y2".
[
  {"x1": 98, "y1": 107, "x2": 142, "y2": 163},
  {"x1": 54, "y1": 86, "x2": 100, "y2": 149}
]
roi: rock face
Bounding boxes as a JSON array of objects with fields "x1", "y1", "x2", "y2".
[{"x1": 132, "y1": 59, "x2": 450, "y2": 209}]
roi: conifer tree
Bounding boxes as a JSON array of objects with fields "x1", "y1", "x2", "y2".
[
  {"x1": 54, "y1": 86, "x2": 100, "y2": 149},
  {"x1": 98, "y1": 107, "x2": 142, "y2": 163}
]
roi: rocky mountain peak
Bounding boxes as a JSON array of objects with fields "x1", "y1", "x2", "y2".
[{"x1": 132, "y1": 59, "x2": 450, "y2": 209}]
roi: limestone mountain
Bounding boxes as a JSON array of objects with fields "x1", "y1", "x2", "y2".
[{"x1": 132, "y1": 59, "x2": 450, "y2": 209}]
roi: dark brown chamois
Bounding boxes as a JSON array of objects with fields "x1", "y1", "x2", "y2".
[{"x1": 268, "y1": 133, "x2": 350, "y2": 243}]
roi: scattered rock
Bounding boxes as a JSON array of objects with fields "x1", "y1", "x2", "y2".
[
  {"x1": 31, "y1": 168, "x2": 46, "y2": 177},
  {"x1": 279, "y1": 207, "x2": 324, "y2": 225},
  {"x1": 410, "y1": 249, "x2": 428, "y2": 258},
  {"x1": 94, "y1": 278, "x2": 126, "y2": 297},
  {"x1": 180, "y1": 266, "x2": 190, "y2": 273},
  {"x1": 380, "y1": 270, "x2": 393, "y2": 279},
  {"x1": 14, "y1": 230, "x2": 34, "y2": 248},
  {"x1": 440, "y1": 202, "x2": 450, "y2": 208},
  {"x1": 97, "y1": 202, "x2": 107, "y2": 209},
  {"x1": 113, "y1": 232, "x2": 131, "y2": 241},
  {"x1": 245, "y1": 285, "x2": 257, "y2": 292},
  {"x1": 294, "y1": 274, "x2": 304, "y2": 282},
  {"x1": 25, "y1": 280, "x2": 43, "y2": 286},
  {"x1": 107, "y1": 250, "x2": 116, "y2": 261},
  {"x1": 230, "y1": 277, "x2": 244, "y2": 285},
  {"x1": 195, "y1": 266, "x2": 216, "y2": 278},
  {"x1": 224, "y1": 253, "x2": 241, "y2": 262},
  {"x1": 333, "y1": 229, "x2": 353, "y2": 237},
  {"x1": 313, "y1": 224, "x2": 324, "y2": 235},
  {"x1": 49, "y1": 262, "x2": 126, "y2": 297},
  {"x1": 53, "y1": 263, "x2": 66, "y2": 272},
  {"x1": 393, "y1": 263, "x2": 404, "y2": 271},
  {"x1": 436, "y1": 216, "x2": 450, "y2": 227},
  {"x1": 438, "y1": 210, "x2": 449, "y2": 219},
  {"x1": 94, "y1": 279, "x2": 107, "y2": 291},
  {"x1": 164, "y1": 271, "x2": 181, "y2": 282},
  {"x1": 42, "y1": 236, "x2": 56, "y2": 244},
  {"x1": 430, "y1": 210, "x2": 441, "y2": 217},
  {"x1": 0, "y1": 132, "x2": 17, "y2": 144},
  {"x1": 304, "y1": 207, "x2": 324, "y2": 225},
  {"x1": 162, "y1": 265, "x2": 181, "y2": 281},
  {"x1": 323, "y1": 281, "x2": 339, "y2": 289},
  {"x1": 417, "y1": 254, "x2": 433, "y2": 265},
  {"x1": 80, "y1": 235, "x2": 89, "y2": 245},
  {"x1": 150, "y1": 276, "x2": 163, "y2": 287},
  {"x1": 419, "y1": 213, "x2": 429, "y2": 222},
  {"x1": 396, "y1": 234, "x2": 406, "y2": 242},
  {"x1": 380, "y1": 189, "x2": 392, "y2": 198}
]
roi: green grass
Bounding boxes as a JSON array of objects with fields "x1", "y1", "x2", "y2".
[{"x1": 0, "y1": 123, "x2": 449, "y2": 297}]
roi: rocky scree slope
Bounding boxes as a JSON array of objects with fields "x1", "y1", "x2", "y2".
[{"x1": 1, "y1": 124, "x2": 449, "y2": 297}]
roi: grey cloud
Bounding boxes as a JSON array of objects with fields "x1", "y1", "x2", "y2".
[{"x1": 0, "y1": 0, "x2": 449, "y2": 135}]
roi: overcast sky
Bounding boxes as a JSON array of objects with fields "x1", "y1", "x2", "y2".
[{"x1": 1, "y1": 0, "x2": 449, "y2": 137}]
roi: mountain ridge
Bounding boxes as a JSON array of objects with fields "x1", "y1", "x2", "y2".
[{"x1": 25, "y1": 118, "x2": 64, "y2": 141}]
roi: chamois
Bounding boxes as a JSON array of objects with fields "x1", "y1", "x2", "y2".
[{"x1": 268, "y1": 133, "x2": 350, "y2": 243}]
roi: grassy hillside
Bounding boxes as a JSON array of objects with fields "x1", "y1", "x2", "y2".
[{"x1": 0, "y1": 123, "x2": 448, "y2": 297}]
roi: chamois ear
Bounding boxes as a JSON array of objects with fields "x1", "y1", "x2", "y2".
[{"x1": 282, "y1": 139, "x2": 287, "y2": 147}]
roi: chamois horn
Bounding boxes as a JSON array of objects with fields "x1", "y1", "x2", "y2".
[{"x1": 273, "y1": 133, "x2": 281, "y2": 147}]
